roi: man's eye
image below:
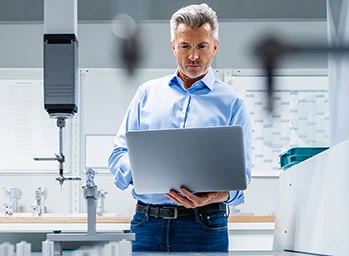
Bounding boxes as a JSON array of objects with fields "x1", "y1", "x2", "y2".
[
  {"x1": 199, "y1": 45, "x2": 208, "y2": 49},
  {"x1": 180, "y1": 45, "x2": 189, "y2": 49}
]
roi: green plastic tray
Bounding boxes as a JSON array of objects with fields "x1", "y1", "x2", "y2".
[{"x1": 280, "y1": 146, "x2": 329, "y2": 170}]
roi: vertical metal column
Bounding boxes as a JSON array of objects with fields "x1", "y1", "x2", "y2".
[
  {"x1": 327, "y1": 0, "x2": 349, "y2": 145},
  {"x1": 84, "y1": 168, "x2": 98, "y2": 235},
  {"x1": 86, "y1": 188, "x2": 97, "y2": 235}
]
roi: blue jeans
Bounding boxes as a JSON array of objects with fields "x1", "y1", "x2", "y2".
[{"x1": 130, "y1": 207, "x2": 229, "y2": 252}]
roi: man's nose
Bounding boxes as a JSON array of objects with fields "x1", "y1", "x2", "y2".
[{"x1": 188, "y1": 49, "x2": 199, "y2": 61}]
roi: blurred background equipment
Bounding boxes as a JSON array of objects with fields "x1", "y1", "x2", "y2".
[
  {"x1": 111, "y1": 0, "x2": 150, "y2": 76},
  {"x1": 31, "y1": 187, "x2": 48, "y2": 216},
  {"x1": 96, "y1": 189, "x2": 108, "y2": 216},
  {"x1": 3, "y1": 187, "x2": 22, "y2": 215},
  {"x1": 254, "y1": 35, "x2": 349, "y2": 113},
  {"x1": 112, "y1": 13, "x2": 141, "y2": 76}
]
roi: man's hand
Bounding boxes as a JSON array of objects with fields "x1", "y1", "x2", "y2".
[{"x1": 165, "y1": 187, "x2": 229, "y2": 208}]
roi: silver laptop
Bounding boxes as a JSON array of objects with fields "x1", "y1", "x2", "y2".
[{"x1": 125, "y1": 126, "x2": 247, "y2": 194}]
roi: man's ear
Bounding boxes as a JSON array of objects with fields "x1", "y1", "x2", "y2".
[
  {"x1": 171, "y1": 40, "x2": 176, "y2": 55},
  {"x1": 213, "y1": 39, "x2": 219, "y2": 55}
]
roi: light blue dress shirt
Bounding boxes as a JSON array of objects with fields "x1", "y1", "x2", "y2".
[{"x1": 108, "y1": 67, "x2": 252, "y2": 206}]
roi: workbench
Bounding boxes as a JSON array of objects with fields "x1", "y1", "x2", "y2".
[{"x1": 0, "y1": 214, "x2": 275, "y2": 253}]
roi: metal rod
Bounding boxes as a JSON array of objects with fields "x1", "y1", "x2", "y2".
[
  {"x1": 33, "y1": 157, "x2": 57, "y2": 161},
  {"x1": 59, "y1": 124, "x2": 63, "y2": 157},
  {"x1": 87, "y1": 196, "x2": 97, "y2": 236},
  {"x1": 58, "y1": 119, "x2": 64, "y2": 178}
]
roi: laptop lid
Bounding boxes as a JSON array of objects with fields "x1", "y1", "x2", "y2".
[{"x1": 125, "y1": 126, "x2": 247, "y2": 194}]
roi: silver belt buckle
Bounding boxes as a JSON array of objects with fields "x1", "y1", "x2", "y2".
[{"x1": 162, "y1": 206, "x2": 178, "y2": 219}]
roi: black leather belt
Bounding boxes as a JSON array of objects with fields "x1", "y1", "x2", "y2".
[{"x1": 136, "y1": 202, "x2": 226, "y2": 219}]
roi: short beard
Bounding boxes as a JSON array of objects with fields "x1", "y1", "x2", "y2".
[{"x1": 178, "y1": 63, "x2": 210, "y2": 79}]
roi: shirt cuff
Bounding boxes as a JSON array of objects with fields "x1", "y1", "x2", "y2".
[
  {"x1": 223, "y1": 190, "x2": 245, "y2": 206},
  {"x1": 113, "y1": 156, "x2": 133, "y2": 190}
]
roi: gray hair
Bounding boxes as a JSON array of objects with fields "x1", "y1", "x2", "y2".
[{"x1": 170, "y1": 3, "x2": 219, "y2": 41}]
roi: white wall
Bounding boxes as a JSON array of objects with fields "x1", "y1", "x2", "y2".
[{"x1": 0, "y1": 21, "x2": 327, "y2": 69}]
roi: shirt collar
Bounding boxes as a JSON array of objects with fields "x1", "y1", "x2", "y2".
[{"x1": 168, "y1": 67, "x2": 215, "y2": 91}]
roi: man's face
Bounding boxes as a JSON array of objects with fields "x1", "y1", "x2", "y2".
[{"x1": 172, "y1": 23, "x2": 219, "y2": 79}]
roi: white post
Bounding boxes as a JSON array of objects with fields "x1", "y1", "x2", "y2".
[
  {"x1": 44, "y1": 0, "x2": 77, "y2": 35},
  {"x1": 327, "y1": 0, "x2": 349, "y2": 146}
]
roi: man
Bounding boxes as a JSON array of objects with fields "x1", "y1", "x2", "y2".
[{"x1": 109, "y1": 3, "x2": 252, "y2": 252}]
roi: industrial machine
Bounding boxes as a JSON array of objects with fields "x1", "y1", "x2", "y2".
[
  {"x1": 33, "y1": 0, "x2": 80, "y2": 187},
  {"x1": 31, "y1": 0, "x2": 136, "y2": 254}
]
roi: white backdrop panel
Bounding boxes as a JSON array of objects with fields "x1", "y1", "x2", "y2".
[
  {"x1": 85, "y1": 135, "x2": 114, "y2": 168},
  {"x1": 0, "y1": 70, "x2": 72, "y2": 172},
  {"x1": 225, "y1": 76, "x2": 329, "y2": 176}
]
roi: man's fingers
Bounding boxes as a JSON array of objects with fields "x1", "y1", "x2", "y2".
[
  {"x1": 179, "y1": 188, "x2": 198, "y2": 200},
  {"x1": 180, "y1": 188, "x2": 220, "y2": 203},
  {"x1": 166, "y1": 191, "x2": 191, "y2": 207},
  {"x1": 165, "y1": 193, "x2": 182, "y2": 205},
  {"x1": 165, "y1": 189, "x2": 225, "y2": 208},
  {"x1": 165, "y1": 190, "x2": 196, "y2": 208}
]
